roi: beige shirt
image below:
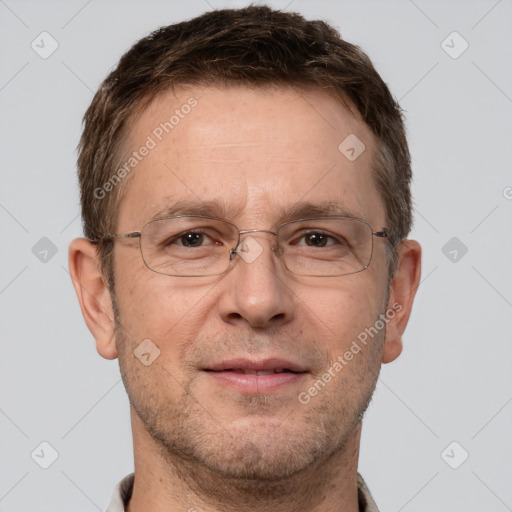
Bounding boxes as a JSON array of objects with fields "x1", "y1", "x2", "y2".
[{"x1": 105, "y1": 472, "x2": 379, "y2": 511}]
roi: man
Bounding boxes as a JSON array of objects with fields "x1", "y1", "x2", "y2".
[{"x1": 69, "y1": 5, "x2": 421, "y2": 512}]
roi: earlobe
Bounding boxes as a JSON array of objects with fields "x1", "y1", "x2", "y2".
[
  {"x1": 382, "y1": 240, "x2": 422, "y2": 364},
  {"x1": 68, "y1": 238, "x2": 118, "y2": 360}
]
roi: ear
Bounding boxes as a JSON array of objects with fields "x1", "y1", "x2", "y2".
[
  {"x1": 382, "y1": 240, "x2": 422, "y2": 364},
  {"x1": 68, "y1": 238, "x2": 118, "y2": 360}
]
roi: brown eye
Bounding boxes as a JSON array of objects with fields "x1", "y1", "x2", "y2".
[
  {"x1": 304, "y1": 232, "x2": 330, "y2": 247},
  {"x1": 179, "y1": 232, "x2": 205, "y2": 247},
  {"x1": 163, "y1": 230, "x2": 214, "y2": 248}
]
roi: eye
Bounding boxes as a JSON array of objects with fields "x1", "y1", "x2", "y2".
[
  {"x1": 167, "y1": 230, "x2": 216, "y2": 248},
  {"x1": 296, "y1": 231, "x2": 341, "y2": 248},
  {"x1": 302, "y1": 232, "x2": 332, "y2": 247}
]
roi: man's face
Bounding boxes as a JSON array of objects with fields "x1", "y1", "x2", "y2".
[{"x1": 112, "y1": 85, "x2": 391, "y2": 479}]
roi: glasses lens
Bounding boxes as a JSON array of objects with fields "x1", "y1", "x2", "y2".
[
  {"x1": 140, "y1": 217, "x2": 238, "y2": 276},
  {"x1": 277, "y1": 218, "x2": 373, "y2": 276}
]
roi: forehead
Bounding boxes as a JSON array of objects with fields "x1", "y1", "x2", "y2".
[{"x1": 117, "y1": 85, "x2": 385, "y2": 229}]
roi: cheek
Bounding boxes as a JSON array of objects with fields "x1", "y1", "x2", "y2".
[
  {"x1": 306, "y1": 283, "x2": 386, "y2": 398},
  {"x1": 114, "y1": 266, "x2": 218, "y2": 353},
  {"x1": 297, "y1": 275, "x2": 386, "y2": 347}
]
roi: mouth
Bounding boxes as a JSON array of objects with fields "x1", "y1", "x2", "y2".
[
  {"x1": 202, "y1": 358, "x2": 308, "y2": 393},
  {"x1": 214, "y1": 368, "x2": 298, "y2": 375}
]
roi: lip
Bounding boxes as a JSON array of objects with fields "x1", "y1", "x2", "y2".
[
  {"x1": 205, "y1": 357, "x2": 307, "y2": 373},
  {"x1": 202, "y1": 357, "x2": 308, "y2": 393}
]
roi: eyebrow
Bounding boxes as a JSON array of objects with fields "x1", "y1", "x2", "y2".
[
  {"x1": 150, "y1": 199, "x2": 365, "y2": 225},
  {"x1": 150, "y1": 199, "x2": 243, "y2": 221}
]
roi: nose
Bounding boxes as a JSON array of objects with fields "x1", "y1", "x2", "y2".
[{"x1": 217, "y1": 232, "x2": 296, "y2": 329}]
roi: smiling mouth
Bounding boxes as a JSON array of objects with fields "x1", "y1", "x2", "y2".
[
  {"x1": 202, "y1": 359, "x2": 307, "y2": 393},
  {"x1": 206, "y1": 368, "x2": 300, "y2": 375}
]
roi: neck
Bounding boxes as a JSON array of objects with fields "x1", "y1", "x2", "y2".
[{"x1": 126, "y1": 408, "x2": 362, "y2": 512}]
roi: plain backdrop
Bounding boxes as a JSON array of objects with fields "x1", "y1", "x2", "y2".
[{"x1": 1, "y1": 0, "x2": 511, "y2": 510}]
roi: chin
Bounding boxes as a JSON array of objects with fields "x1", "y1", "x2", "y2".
[
  {"x1": 204, "y1": 423, "x2": 320, "y2": 480},
  {"x1": 152, "y1": 407, "x2": 350, "y2": 482}
]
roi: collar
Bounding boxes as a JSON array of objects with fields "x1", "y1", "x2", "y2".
[{"x1": 106, "y1": 472, "x2": 379, "y2": 512}]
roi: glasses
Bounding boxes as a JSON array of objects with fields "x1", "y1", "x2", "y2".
[{"x1": 105, "y1": 215, "x2": 388, "y2": 277}]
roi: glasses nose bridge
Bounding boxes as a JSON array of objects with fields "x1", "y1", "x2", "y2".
[
  {"x1": 238, "y1": 228, "x2": 278, "y2": 237},
  {"x1": 229, "y1": 228, "x2": 280, "y2": 262},
  {"x1": 237, "y1": 228, "x2": 279, "y2": 250}
]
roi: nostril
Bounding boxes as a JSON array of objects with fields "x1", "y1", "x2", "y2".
[{"x1": 270, "y1": 312, "x2": 286, "y2": 323}]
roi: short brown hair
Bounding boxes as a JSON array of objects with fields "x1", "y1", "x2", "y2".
[{"x1": 78, "y1": 5, "x2": 412, "y2": 282}]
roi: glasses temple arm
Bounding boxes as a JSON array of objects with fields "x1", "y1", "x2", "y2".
[{"x1": 104, "y1": 232, "x2": 142, "y2": 239}]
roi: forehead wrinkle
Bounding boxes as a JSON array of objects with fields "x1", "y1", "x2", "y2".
[
  {"x1": 148, "y1": 198, "x2": 366, "y2": 226},
  {"x1": 149, "y1": 198, "x2": 245, "y2": 222}
]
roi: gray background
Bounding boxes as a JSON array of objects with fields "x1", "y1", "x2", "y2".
[{"x1": 1, "y1": 0, "x2": 511, "y2": 510}]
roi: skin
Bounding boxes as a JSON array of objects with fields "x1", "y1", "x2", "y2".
[{"x1": 69, "y1": 85, "x2": 421, "y2": 512}]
